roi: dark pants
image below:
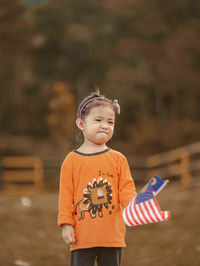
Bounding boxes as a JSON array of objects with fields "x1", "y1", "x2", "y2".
[{"x1": 71, "y1": 247, "x2": 122, "y2": 266}]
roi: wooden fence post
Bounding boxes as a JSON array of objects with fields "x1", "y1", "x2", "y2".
[
  {"x1": 33, "y1": 158, "x2": 44, "y2": 189},
  {"x1": 179, "y1": 149, "x2": 190, "y2": 188}
]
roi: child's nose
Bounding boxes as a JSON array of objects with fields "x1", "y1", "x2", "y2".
[{"x1": 100, "y1": 123, "x2": 108, "y2": 129}]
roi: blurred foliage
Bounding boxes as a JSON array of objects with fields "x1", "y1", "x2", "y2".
[
  {"x1": 0, "y1": 0, "x2": 200, "y2": 155},
  {"x1": 47, "y1": 81, "x2": 76, "y2": 153}
]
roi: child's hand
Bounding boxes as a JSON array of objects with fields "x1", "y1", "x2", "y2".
[{"x1": 61, "y1": 224, "x2": 76, "y2": 245}]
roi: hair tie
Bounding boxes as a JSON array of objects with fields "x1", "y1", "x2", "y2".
[{"x1": 113, "y1": 99, "x2": 120, "y2": 115}]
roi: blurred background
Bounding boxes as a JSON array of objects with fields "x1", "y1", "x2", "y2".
[{"x1": 0, "y1": 0, "x2": 200, "y2": 265}]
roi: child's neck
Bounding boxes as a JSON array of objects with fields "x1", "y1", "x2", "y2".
[{"x1": 76, "y1": 142, "x2": 108, "y2": 154}]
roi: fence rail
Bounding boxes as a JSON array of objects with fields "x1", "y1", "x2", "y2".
[
  {"x1": 145, "y1": 142, "x2": 200, "y2": 187},
  {"x1": 1, "y1": 142, "x2": 200, "y2": 193},
  {"x1": 1, "y1": 156, "x2": 44, "y2": 193}
]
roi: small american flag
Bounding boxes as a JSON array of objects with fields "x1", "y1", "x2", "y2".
[{"x1": 123, "y1": 176, "x2": 170, "y2": 226}]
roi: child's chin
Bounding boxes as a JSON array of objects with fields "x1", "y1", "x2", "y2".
[
  {"x1": 95, "y1": 141, "x2": 106, "y2": 145},
  {"x1": 95, "y1": 138, "x2": 108, "y2": 145}
]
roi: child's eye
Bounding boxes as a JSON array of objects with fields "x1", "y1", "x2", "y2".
[
  {"x1": 108, "y1": 121, "x2": 114, "y2": 125},
  {"x1": 95, "y1": 119, "x2": 101, "y2": 122}
]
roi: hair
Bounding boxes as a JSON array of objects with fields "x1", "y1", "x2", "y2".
[
  {"x1": 77, "y1": 90, "x2": 120, "y2": 119},
  {"x1": 75, "y1": 90, "x2": 120, "y2": 145}
]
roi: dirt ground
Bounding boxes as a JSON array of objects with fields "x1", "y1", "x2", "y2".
[{"x1": 0, "y1": 182, "x2": 200, "y2": 266}]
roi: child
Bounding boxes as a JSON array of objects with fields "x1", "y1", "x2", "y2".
[{"x1": 58, "y1": 91, "x2": 137, "y2": 266}]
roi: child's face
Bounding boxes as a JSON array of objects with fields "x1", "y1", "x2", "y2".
[{"x1": 80, "y1": 106, "x2": 115, "y2": 146}]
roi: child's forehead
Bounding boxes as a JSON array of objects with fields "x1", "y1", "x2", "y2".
[{"x1": 89, "y1": 106, "x2": 115, "y2": 117}]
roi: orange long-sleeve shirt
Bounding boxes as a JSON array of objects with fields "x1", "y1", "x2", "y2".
[{"x1": 58, "y1": 148, "x2": 137, "y2": 251}]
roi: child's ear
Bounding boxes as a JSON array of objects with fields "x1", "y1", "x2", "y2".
[{"x1": 76, "y1": 118, "x2": 84, "y2": 130}]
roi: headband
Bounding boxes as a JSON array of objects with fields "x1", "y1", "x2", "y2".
[{"x1": 77, "y1": 94, "x2": 120, "y2": 118}]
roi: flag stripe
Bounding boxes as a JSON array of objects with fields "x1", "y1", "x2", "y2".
[
  {"x1": 151, "y1": 199, "x2": 164, "y2": 221},
  {"x1": 143, "y1": 200, "x2": 156, "y2": 223},
  {"x1": 153, "y1": 198, "x2": 168, "y2": 221},
  {"x1": 149, "y1": 199, "x2": 161, "y2": 221},
  {"x1": 164, "y1": 211, "x2": 170, "y2": 220},
  {"x1": 124, "y1": 207, "x2": 132, "y2": 226},
  {"x1": 122, "y1": 208, "x2": 130, "y2": 226},
  {"x1": 137, "y1": 203, "x2": 148, "y2": 224},
  {"x1": 140, "y1": 202, "x2": 153, "y2": 224},
  {"x1": 124, "y1": 203, "x2": 133, "y2": 226},
  {"x1": 130, "y1": 201, "x2": 140, "y2": 225},
  {"x1": 145, "y1": 200, "x2": 158, "y2": 222},
  {"x1": 133, "y1": 201, "x2": 144, "y2": 224},
  {"x1": 127, "y1": 202, "x2": 137, "y2": 226},
  {"x1": 153, "y1": 197, "x2": 161, "y2": 212}
]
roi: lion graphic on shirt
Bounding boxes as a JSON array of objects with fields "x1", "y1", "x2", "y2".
[{"x1": 75, "y1": 178, "x2": 112, "y2": 220}]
